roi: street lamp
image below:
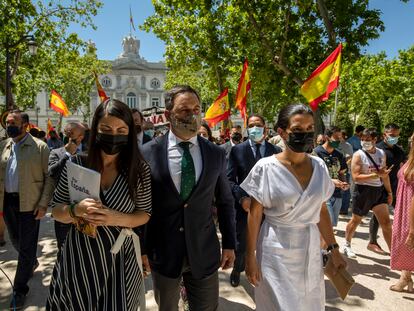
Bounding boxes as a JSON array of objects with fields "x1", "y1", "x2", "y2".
[{"x1": 5, "y1": 34, "x2": 38, "y2": 111}]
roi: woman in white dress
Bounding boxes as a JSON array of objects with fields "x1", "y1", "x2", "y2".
[{"x1": 243, "y1": 104, "x2": 347, "y2": 311}]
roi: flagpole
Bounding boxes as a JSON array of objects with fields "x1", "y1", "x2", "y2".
[
  {"x1": 332, "y1": 85, "x2": 340, "y2": 126},
  {"x1": 129, "y1": 5, "x2": 132, "y2": 35}
]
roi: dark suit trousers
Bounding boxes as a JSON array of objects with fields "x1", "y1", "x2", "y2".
[
  {"x1": 234, "y1": 211, "x2": 247, "y2": 273},
  {"x1": 152, "y1": 258, "x2": 218, "y2": 311},
  {"x1": 3, "y1": 193, "x2": 39, "y2": 295}
]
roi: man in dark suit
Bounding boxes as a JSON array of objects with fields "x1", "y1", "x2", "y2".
[
  {"x1": 132, "y1": 108, "x2": 152, "y2": 149},
  {"x1": 220, "y1": 125, "x2": 243, "y2": 160},
  {"x1": 142, "y1": 85, "x2": 236, "y2": 311},
  {"x1": 48, "y1": 122, "x2": 85, "y2": 251},
  {"x1": 227, "y1": 114, "x2": 282, "y2": 287}
]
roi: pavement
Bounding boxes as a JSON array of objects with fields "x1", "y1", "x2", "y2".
[{"x1": 0, "y1": 212, "x2": 413, "y2": 311}]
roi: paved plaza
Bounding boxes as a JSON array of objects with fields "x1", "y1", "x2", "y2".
[{"x1": 0, "y1": 212, "x2": 413, "y2": 311}]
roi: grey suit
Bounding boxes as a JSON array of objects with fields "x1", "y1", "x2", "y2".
[
  {"x1": 48, "y1": 147, "x2": 74, "y2": 251},
  {"x1": 220, "y1": 141, "x2": 233, "y2": 160}
]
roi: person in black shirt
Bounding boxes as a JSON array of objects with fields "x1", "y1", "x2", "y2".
[
  {"x1": 368, "y1": 123, "x2": 407, "y2": 254},
  {"x1": 314, "y1": 126, "x2": 349, "y2": 228}
]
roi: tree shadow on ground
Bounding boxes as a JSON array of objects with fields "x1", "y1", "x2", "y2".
[{"x1": 346, "y1": 257, "x2": 399, "y2": 281}]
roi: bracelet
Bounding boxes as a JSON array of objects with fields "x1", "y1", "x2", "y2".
[
  {"x1": 326, "y1": 243, "x2": 339, "y2": 252},
  {"x1": 68, "y1": 203, "x2": 77, "y2": 219}
]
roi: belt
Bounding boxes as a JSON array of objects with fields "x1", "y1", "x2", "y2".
[
  {"x1": 111, "y1": 228, "x2": 146, "y2": 310},
  {"x1": 5, "y1": 192, "x2": 19, "y2": 198}
]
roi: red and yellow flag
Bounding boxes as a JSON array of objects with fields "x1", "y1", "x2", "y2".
[
  {"x1": 50, "y1": 90, "x2": 70, "y2": 117},
  {"x1": 94, "y1": 72, "x2": 109, "y2": 103},
  {"x1": 47, "y1": 118, "x2": 54, "y2": 136},
  {"x1": 235, "y1": 59, "x2": 251, "y2": 122},
  {"x1": 204, "y1": 88, "x2": 230, "y2": 127},
  {"x1": 300, "y1": 43, "x2": 342, "y2": 111}
]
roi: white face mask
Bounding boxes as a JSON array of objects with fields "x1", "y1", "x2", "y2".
[{"x1": 361, "y1": 141, "x2": 374, "y2": 151}]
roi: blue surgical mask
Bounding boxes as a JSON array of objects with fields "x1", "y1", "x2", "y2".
[
  {"x1": 144, "y1": 129, "x2": 155, "y2": 138},
  {"x1": 248, "y1": 126, "x2": 264, "y2": 142},
  {"x1": 386, "y1": 136, "x2": 399, "y2": 146}
]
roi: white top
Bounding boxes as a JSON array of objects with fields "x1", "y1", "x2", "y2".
[
  {"x1": 168, "y1": 131, "x2": 202, "y2": 193},
  {"x1": 354, "y1": 148, "x2": 386, "y2": 187},
  {"x1": 241, "y1": 155, "x2": 334, "y2": 223}
]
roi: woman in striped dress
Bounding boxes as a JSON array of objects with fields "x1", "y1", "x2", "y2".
[{"x1": 47, "y1": 99, "x2": 151, "y2": 310}]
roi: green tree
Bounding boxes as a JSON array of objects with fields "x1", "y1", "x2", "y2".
[
  {"x1": 334, "y1": 103, "x2": 353, "y2": 138},
  {"x1": 0, "y1": 0, "x2": 104, "y2": 111},
  {"x1": 357, "y1": 103, "x2": 382, "y2": 132},
  {"x1": 383, "y1": 96, "x2": 414, "y2": 150},
  {"x1": 143, "y1": 0, "x2": 387, "y2": 125}
]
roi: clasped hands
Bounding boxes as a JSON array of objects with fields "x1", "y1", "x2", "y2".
[{"x1": 73, "y1": 198, "x2": 118, "y2": 226}]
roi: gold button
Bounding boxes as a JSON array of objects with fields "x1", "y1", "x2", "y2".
[{"x1": 179, "y1": 227, "x2": 184, "y2": 232}]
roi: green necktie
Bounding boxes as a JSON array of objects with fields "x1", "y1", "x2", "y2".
[{"x1": 179, "y1": 141, "x2": 196, "y2": 201}]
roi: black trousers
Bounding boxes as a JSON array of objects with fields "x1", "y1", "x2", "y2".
[
  {"x1": 152, "y1": 258, "x2": 219, "y2": 311},
  {"x1": 3, "y1": 193, "x2": 39, "y2": 295},
  {"x1": 234, "y1": 214, "x2": 247, "y2": 273}
]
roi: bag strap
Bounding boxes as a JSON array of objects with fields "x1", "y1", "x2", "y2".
[{"x1": 362, "y1": 150, "x2": 380, "y2": 172}]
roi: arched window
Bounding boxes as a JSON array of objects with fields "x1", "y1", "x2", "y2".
[{"x1": 126, "y1": 92, "x2": 137, "y2": 108}]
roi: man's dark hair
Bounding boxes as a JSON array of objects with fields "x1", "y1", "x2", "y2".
[
  {"x1": 29, "y1": 128, "x2": 40, "y2": 138},
  {"x1": 247, "y1": 114, "x2": 266, "y2": 126},
  {"x1": 355, "y1": 125, "x2": 365, "y2": 134},
  {"x1": 164, "y1": 85, "x2": 200, "y2": 111},
  {"x1": 10, "y1": 109, "x2": 29, "y2": 124},
  {"x1": 362, "y1": 127, "x2": 378, "y2": 139},
  {"x1": 324, "y1": 126, "x2": 341, "y2": 138},
  {"x1": 384, "y1": 123, "x2": 400, "y2": 131},
  {"x1": 131, "y1": 108, "x2": 144, "y2": 120}
]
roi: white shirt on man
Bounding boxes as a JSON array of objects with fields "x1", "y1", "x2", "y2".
[{"x1": 168, "y1": 131, "x2": 202, "y2": 193}]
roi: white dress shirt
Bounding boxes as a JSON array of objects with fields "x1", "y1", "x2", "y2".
[
  {"x1": 137, "y1": 131, "x2": 144, "y2": 148},
  {"x1": 168, "y1": 131, "x2": 202, "y2": 193}
]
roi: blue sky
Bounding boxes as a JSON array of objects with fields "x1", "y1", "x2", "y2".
[{"x1": 69, "y1": 0, "x2": 414, "y2": 62}]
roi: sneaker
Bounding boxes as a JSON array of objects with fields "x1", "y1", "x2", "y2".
[
  {"x1": 343, "y1": 245, "x2": 357, "y2": 258},
  {"x1": 9, "y1": 292, "x2": 26, "y2": 310}
]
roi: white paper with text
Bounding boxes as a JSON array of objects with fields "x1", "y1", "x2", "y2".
[{"x1": 66, "y1": 161, "x2": 101, "y2": 203}]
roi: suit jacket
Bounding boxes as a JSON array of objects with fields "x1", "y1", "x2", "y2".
[
  {"x1": 48, "y1": 147, "x2": 70, "y2": 184},
  {"x1": 142, "y1": 132, "x2": 236, "y2": 279},
  {"x1": 0, "y1": 134, "x2": 54, "y2": 212},
  {"x1": 220, "y1": 141, "x2": 233, "y2": 160},
  {"x1": 227, "y1": 139, "x2": 281, "y2": 218}
]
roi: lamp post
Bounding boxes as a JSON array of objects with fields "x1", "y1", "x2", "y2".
[{"x1": 5, "y1": 34, "x2": 38, "y2": 111}]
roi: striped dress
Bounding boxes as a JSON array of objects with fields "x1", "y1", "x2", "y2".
[{"x1": 46, "y1": 156, "x2": 151, "y2": 311}]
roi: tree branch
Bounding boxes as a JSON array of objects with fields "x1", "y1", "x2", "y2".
[
  {"x1": 316, "y1": 0, "x2": 337, "y2": 48},
  {"x1": 247, "y1": 7, "x2": 303, "y2": 86}
]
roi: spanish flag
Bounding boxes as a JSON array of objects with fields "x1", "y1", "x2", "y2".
[
  {"x1": 235, "y1": 59, "x2": 251, "y2": 121},
  {"x1": 300, "y1": 43, "x2": 342, "y2": 111},
  {"x1": 50, "y1": 90, "x2": 70, "y2": 117},
  {"x1": 94, "y1": 72, "x2": 109, "y2": 103},
  {"x1": 130, "y1": 5, "x2": 136, "y2": 31},
  {"x1": 47, "y1": 118, "x2": 54, "y2": 136},
  {"x1": 204, "y1": 88, "x2": 230, "y2": 127}
]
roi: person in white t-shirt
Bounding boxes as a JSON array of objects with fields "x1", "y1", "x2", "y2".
[{"x1": 343, "y1": 128, "x2": 393, "y2": 258}]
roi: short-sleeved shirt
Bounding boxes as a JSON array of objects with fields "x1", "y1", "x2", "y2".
[
  {"x1": 347, "y1": 135, "x2": 362, "y2": 152},
  {"x1": 376, "y1": 140, "x2": 407, "y2": 194},
  {"x1": 354, "y1": 148, "x2": 386, "y2": 187},
  {"x1": 314, "y1": 145, "x2": 347, "y2": 198}
]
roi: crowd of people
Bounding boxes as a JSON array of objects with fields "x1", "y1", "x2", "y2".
[{"x1": 0, "y1": 84, "x2": 413, "y2": 311}]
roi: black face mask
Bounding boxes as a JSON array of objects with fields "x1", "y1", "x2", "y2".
[
  {"x1": 6, "y1": 125, "x2": 22, "y2": 138},
  {"x1": 286, "y1": 132, "x2": 315, "y2": 153},
  {"x1": 96, "y1": 133, "x2": 129, "y2": 155},
  {"x1": 231, "y1": 133, "x2": 242, "y2": 143}
]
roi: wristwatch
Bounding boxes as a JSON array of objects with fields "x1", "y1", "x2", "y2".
[{"x1": 326, "y1": 243, "x2": 339, "y2": 252}]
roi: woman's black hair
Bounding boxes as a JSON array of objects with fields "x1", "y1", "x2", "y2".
[
  {"x1": 87, "y1": 99, "x2": 145, "y2": 200},
  {"x1": 275, "y1": 104, "x2": 313, "y2": 131},
  {"x1": 200, "y1": 120, "x2": 214, "y2": 142}
]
